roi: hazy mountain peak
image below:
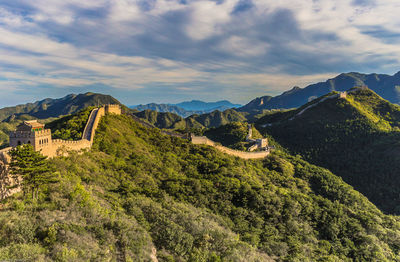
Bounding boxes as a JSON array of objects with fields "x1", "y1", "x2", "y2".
[{"x1": 239, "y1": 71, "x2": 400, "y2": 112}]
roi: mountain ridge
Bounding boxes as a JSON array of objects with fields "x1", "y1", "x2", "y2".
[
  {"x1": 131, "y1": 100, "x2": 241, "y2": 117},
  {"x1": 239, "y1": 71, "x2": 400, "y2": 112},
  {"x1": 256, "y1": 86, "x2": 400, "y2": 213},
  {"x1": 0, "y1": 92, "x2": 121, "y2": 121}
]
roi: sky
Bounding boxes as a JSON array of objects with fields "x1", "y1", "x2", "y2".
[{"x1": 0, "y1": 0, "x2": 400, "y2": 107}]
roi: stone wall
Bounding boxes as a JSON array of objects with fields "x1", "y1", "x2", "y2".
[
  {"x1": 0, "y1": 105, "x2": 121, "y2": 200},
  {"x1": 44, "y1": 104, "x2": 119, "y2": 157},
  {"x1": 191, "y1": 136, "x2": 270, "y2": 159}
]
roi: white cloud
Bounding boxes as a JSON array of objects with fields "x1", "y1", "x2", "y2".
[
  {"x1": 219, "y1": 36, "x2": 269, "y2": 57},
  {"x1": 185, "y1": 0, "x2": 237, "y2": 40},
  {"x1": 0, "y1": 0, "x2": 400, "y2": 106},
  {"x1": 108, "y1": 0, "x2": 142, "y2": 22}
]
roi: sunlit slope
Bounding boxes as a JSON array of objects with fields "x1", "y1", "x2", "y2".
[{"x1": 257, "y1": 87, "x2": 400, "y2": 214}]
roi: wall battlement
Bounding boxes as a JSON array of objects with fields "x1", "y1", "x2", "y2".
[{"x1": 52, "y1": 139, "x2": 90, "y2": 145}]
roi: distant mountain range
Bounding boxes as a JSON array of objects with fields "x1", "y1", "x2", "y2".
[
  {"x1": 175, "y1": 100, "x2": 241, "y2": 111},
  {"x1": 131, "y1": 100, "x2": 241, "y2": 117},
  {"x1": 0, "y1": 92, "x2": 121, "y2": 121},
  {"x1": 239, "y1": 71, "x2": 400, "y2": 112}
]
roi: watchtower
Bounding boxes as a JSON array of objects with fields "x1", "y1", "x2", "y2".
[
  {"x1": 9, "y1": 120, "x2": 52, "y2": 152},
  {"x1": 339, "y1": 92, "x2": 347, "y2": 99},
  {"x1": 105, "y1": 104, "x2": 121, "y2": 115}
]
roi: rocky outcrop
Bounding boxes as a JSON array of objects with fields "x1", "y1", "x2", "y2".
[{"x1": 0, "y1": 147, "x2": 20, "y2": 200}]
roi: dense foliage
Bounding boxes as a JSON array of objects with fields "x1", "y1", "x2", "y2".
[
  {"x1": 2, "y1": 113, "x2": 400, "y2": 261},
  {"x1": 45, "y1": 107, "x2": 94, "y2": 140},
  {"x1": 257, "y1": 88, "x2": 400, "y2": 214},
  {"x1": 9, "y1": 144, "x2": 56, "y2": 200}
]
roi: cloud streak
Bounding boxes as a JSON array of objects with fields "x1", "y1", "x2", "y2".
[{"x1": 0, "y1": 0, "x2": 399, "y2": 106}]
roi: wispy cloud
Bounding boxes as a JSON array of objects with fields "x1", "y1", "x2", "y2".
[{"x1": 0, "y1": 0, "x2": 399, "y2": 106}]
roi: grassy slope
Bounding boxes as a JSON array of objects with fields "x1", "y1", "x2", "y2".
[
  {"x1": 1, "y1": 114, "x2": 400, "y2": 261},
  {"x1": 257, "y1": 88, "x2": 400, "y2": 214}
]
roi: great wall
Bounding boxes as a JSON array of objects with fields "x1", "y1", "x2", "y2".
[
  {"x1": 0, "y1": 104, "x2": 272, "y2": 200},
  {"x1": 5, "y1": 104, "x2": 121, "y2": 158},
  {"x1": 0, "y1": 104, "x2": 121, "y2": 200}
]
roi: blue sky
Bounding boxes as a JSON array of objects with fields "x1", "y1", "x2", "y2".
[{"x1": 0, "y1": 0, "x2": 399, "y2": 107}]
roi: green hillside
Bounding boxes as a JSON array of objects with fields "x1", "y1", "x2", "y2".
[
  {"x1": 133, "y1": 110, "x2": 187, "y2": 129},
  {"x1": 45, "y1": 107, "x2": 95, "y2": 140},
  {"x1": 132, "y1": 108, "x2": 247, "y2": 131},
  {"x1": 257, "y1": 87, "x2": 400, "y2": 214},
  {"x1": 188, "y1": 109, "x2": 247, "y2": 128},
  {"x1": 2, "y1": 113, "x2": 400, "y2": 260},
  {"x1": 204, "y1": 122, "x2": 263, "y2": 150}
]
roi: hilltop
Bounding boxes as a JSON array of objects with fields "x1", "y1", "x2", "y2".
[
  {"x1": 2, "y1": 112, "x2": 400, "y2": 260},
  {"x1": 239, "y1": 71, "x2": 400, "y2": 112},
  {"x1": 256, "y1": 87, "x2": 400, "y2": 213}
]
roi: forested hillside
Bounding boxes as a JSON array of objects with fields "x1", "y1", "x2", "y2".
[
  {"x1": 2, "y1": 113, "x2": 400, "y2": 261},
  {"x1": 133, "y1": 108, "x2": 247, "y2": 131},
  {"x1": 257, "y1": 87, "x2": 400, "y2": 214}
]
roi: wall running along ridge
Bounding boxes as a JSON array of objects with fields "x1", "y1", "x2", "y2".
[
  {"x1": 191, "y1": 136, "x2": 270, "y2": 159},
  {"x1": 7, "y1": 104, "x2": 121, "y2": 158},
  {"x1": 0, "y1": 105, "x2": 121, "y2": 200}
]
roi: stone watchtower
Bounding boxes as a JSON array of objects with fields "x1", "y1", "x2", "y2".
[
  {"x1": 9, "y1": 120, "x2": 52, "y2": 152},
  {"x1": 104, "y1": 104, "x2": 122, "y2": 115}
]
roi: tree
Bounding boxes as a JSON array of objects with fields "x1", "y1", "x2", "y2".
[{"x1": 9, "y1": 144, "x2": 55, "y2": 200}]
